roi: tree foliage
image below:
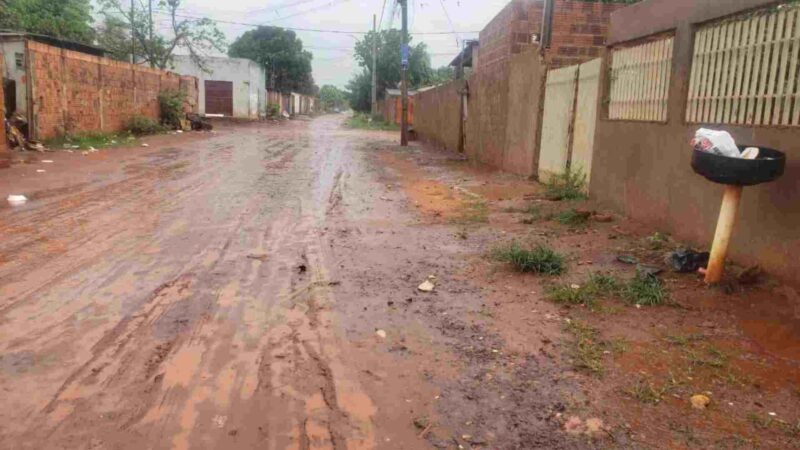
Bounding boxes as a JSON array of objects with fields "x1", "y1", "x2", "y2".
[
  {"x1": 98, "y1": 0, "x2": 226, "y2": 69},
  {"x1": 347, "y1": 29, "x2": 436, "y2": 112},
  {"x1": 228, "y1": 26, "x2": 317, "y2": 96},
  {"x1": 319, "y1": 85, "x2": 347, "y2": 112},
  {"x1": 0, "y1": 0, "x2": 95, "y2": 44}
]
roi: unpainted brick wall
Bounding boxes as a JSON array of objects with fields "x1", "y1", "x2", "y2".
[
  {"x1": 413, "y1": 81, "x2": 462, "y2": 153},
  {"x1": 547, "y1": 0, "x2": 626, "y2": 68},
  {"x1": 27, "y1": 41, "x2": 198, "y2": 139},
  {"x1": 474, "y1": 0, "x2": 544, "y2": 71}
]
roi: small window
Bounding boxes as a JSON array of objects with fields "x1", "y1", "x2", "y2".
[{"x1": 14, "y1": 52, "x2": 24, "y2": 69}]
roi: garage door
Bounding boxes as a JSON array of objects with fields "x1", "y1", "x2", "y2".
[{"x1": 205, "y1": 80, "x2": 233, "y2": 116}]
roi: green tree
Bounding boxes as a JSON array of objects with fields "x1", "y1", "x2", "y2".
[
  {"x1": 319, "y1": 85, "x2": 347, "y2": 111},
  {"x1": 98, "y1": 0, "x2": 226, "y2": 69},
  {"x1": 0, "y1": 0, "x2": 94, "y2": 44},
  {"x1": 348, "y1": 29, "x2": 433, "y2": 112},
  {"x1": 429, "y1": 66, "x2": 454, "y2": 85},
  {"x1": 228, "y1": 26, "x2": 317, "y2": 96}
]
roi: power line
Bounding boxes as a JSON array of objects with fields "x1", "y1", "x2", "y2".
[
  {"x1": 247, "y1": 0, "x2": 321, "y2": 15},
  {"x1": 378, "y1": 0, "x2": 388, "y2": 30},
  {"x1": 437, "y1": 0, "x2": 460, "y2": 47},
  {"x1": 153, "y1": 9, "x2": 478, "y2": 35},
  {"x1": 262, "y1": 0, "x2": 352, "y2": 25}
]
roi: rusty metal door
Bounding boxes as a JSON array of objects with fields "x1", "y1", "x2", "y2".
[
  {"x1": 538, "y1": 65, "x2": 578, "y2": 181},
  {"x1": 204, "y1": 80, "x2": 233, "y2": 116}
]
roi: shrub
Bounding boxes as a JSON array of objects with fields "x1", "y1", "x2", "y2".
[
  {"x1": 543, "y1": 168, "x2": 588, "y2": 201},
  {"x1": 267, "y1": 103, "x2": 281, "y2": 118},
  {"x1": 491, "y1": 242, "x2": 566, "y2": 275},
  {"x1": 158, "y1": 89, "x2": 186, "y2": 129},
  {"x1": 124, "y1": 115, "x2": 164, "y2": 135}
]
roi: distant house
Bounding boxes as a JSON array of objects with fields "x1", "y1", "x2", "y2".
[
  {"x1": 171, "y1": 55, "x2": 266, "y2": 119},
  {"x1": 382, "y1": 88, "x2": 417, "y2": 126}
]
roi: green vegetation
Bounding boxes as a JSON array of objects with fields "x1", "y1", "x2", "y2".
[
  {"x1": 548, "y1": 273, "x2": 621, "y2": 308},
  {"x1": 345, "y1": 113, "x2": 398, "y2": 131},
  {"x1": 267, "y1": 103, "x2": 281, "y2": 119},
  {"x1": 158, "y1": 89, "x2": 186, "y2": 129},
  {"x1": 124, "y1": 115, "x2": 165, "y2": 135},
  {"x1": 626, "y1": 376, "x2": 677, "y2": 405},
  {"x1": 0, "y1": 0, "x2": 95, "y2": 44},
  {"x1": 319, "y1": 85, "x2": 348, "y2": 112},
  {"x1": 564, "y1": 320, "x2": 608, "y2": 375},
  {"x1": 623, "y1": 271, "x2": 668, "y2": 306},
  {"x1": 543, "y1": 168, "x2": 587, "y2": 201},
  {"x1": 47, "y1": 131, "x2": 134, "y2": 150},
  {"x1": 555, "y1": 208, "x2": 591, "y2": 227},
  {"x1": 491, "y1": 242, "x2": 566, "y2": 275},
  {"x1": 646, "y1": 231, "x2": 671, "y2": 250}
]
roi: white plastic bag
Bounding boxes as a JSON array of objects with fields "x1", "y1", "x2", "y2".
[{"x1": 691, "y1": 128, "x2": 740, "y2": 158}]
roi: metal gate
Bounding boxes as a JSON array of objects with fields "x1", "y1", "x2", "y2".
[
  {"x1": 204, "y1": 80, "x2": 233, "y2": 116},
  {"x1": 538, "y1": 58, "x2": 601, "y2": 189},
  {"x1": 538, "y1": 65, "x2": 578, "y2": 182}
]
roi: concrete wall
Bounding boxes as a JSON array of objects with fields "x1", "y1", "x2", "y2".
[
  {"x1": 504, "y1": 48, "x2": 547, "y2": 176},
  {"x1": 171, "y1": 55, "x2": 265, "y2": 119},
  {"x1": 413, "y1": 81, "x2": 462, "y2": 152},
  {"x1": 19, "y1": 40, "x2": 195, "y2": 140},
  {"x1": 591, "y1": 0, "x2": 800, "y2": 281}
]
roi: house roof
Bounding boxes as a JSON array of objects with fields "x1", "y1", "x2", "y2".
[
  {"x1": 0, "y1": 32, "x2": 106, "y2": 57},
  {"x1": 449, "y1": 40, "x2": 479, "y2": 68}
]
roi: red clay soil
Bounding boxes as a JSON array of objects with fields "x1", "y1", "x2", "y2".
[{"x1": 0, "y1": 115, "x2": 797, "y2": 449}]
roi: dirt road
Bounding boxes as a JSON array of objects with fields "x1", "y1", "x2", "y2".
[
  {"x1": 3, "y1": 115, "x2": 799, "y2": 450},
  {"x1": 0, "y1": 116, "x2": 571, "y2": 449}
]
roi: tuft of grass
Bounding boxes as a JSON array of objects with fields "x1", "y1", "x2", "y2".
[
  {"x1": 345, "y1": 113, "x2": 399, "y2": 131},
  {"x1": 625, "y1": 376, "x2": 678, "y2": 405},
  {"x1": 645, "y1": 232, "x2": 671, "y2": 250},
  {"x1": 491, "y1": 242, "x2": 565, "y2": 275},
  {"x1": 665, "y1": 334, "x2": 706, "y2": 346},
  {"x1": 47, "y1": 131, "x2": 135, "y2": 150},
  {"x1": 547, "y1": 273, "x2": 622, "y2": 308},
  {"x1": 555, "y1": 208, "x2": 591, "y2": 227},
  {"x1": 622, "y1": 271, "x2": 668, "y2": 306},
  {"x1": 684, "y1": 345, "x2": 728, "y2": 369},
  {"x1": 565, "y1": 320, "x2": 605, "y2": 375},
  {"x1": 543, "y1": 168, "x2": 588, "y2": 201}
]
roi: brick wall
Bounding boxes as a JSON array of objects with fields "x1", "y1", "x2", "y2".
[
  {"x1": 475, "y1": 0, "x2": 544, "y2": 71},
  {"x1": 27, "y1": 41, "x2": 198, "y2": 139},
  {"x1": 547, "y1": 0, "x2": 627, "y2": 68}
]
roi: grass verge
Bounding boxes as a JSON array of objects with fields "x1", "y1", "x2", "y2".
[
  {"x1": 47, "y1": 131, "x2": 135, "y2": 150},
  {"x1": 345, "y1": 113, "x2": 399, "y2": 131},
  {"x1": 548, "y1": 271, "x2": 668, "y2": 308},
  {"x1": 491, "y1": 242, "x2": 565, "y2": 275}
]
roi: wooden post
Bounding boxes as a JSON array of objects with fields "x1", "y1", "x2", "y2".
[{"x1": 704, "y1": 185, "x2": 743, "y2": 284}]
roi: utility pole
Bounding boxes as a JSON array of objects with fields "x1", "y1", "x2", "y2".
[
  {"x1": 400, "y1": 0, "x2": 409, "y2": 146},
  {"x1": 149, "y1": 0, "x2": 154, "y2": 42},
  {"x1": 130, "y1": 0, "x2": 135, "y2": 64},
  {"x1": 371, "y1": 14, "x2": 378, "y2": 116}
]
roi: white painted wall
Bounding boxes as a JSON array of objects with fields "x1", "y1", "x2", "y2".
[{"x1": 171, "y1": 55, "x2": 266, "y2": 119}]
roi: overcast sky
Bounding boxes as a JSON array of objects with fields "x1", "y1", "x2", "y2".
[{"x1": 151, "y1": 0, "x2": 510, "y2": 89}]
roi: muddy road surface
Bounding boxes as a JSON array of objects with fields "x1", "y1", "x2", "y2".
[{"x1": 0, "y1": 116, "x2": 577, "y2": 449}]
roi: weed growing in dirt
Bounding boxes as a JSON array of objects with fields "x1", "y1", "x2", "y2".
[
  {"x1": 543, "y1": 168, "x2": 587, "y2": 201},
  {"x1": 684, "y1": 345, "x2": 728, "y2": 369},
  {"x1": 555, "y1": 209, "x2": 591, "y2": 227},
  {"x1": 547, "y1": 273, "x2": 622, "y2": 308},
  {"x1": 46, "y1": 131, "x2": 135, "y2": 150},
  {"x1": 565, "y1": 320, "x2": 606, "y2": 375},
  {"x1": 345, "y1": 113, "x2": 399, "y2": 131},
  {"x1": 645, "y1": 231, "x2": 672, "y2": 250},
  {"x1": 491, "y1": 242, "x2": 565, "y2": 275},
  {"x1": 622, "y1": 271, "x2": 668, "y2": 306},
  {"x1": 746, "y1": 413, "x2": 799, "y2": 437},
  {"x1": 625, "y1": 376, "x2": 678, "y2": 404},
  {"x1": 665, "y1": 334, "x2": 706, "y2": 346}
]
